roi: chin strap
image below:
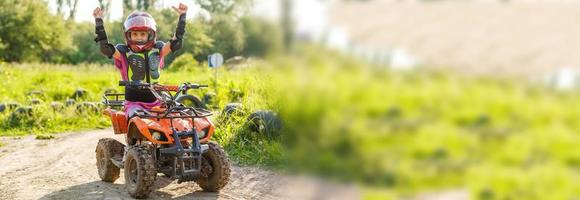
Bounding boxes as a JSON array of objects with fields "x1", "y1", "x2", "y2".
[
  {"x1": 94, "y1": 18, "x2": 115, "y2": 59},
  {"x1": 170, "y1": 14, "x2": 186, "y2": 52}
]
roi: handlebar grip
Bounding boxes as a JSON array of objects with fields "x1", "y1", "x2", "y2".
[
  {"x1": 118, "y1": 81, "x2": 129, "y2": 86},
  {"x1": 199, "y1": 85, "x2": 209, "y2": 88}
]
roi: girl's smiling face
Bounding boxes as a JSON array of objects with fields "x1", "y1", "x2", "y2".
[{"x1": 129, "y1": 31, "x2": 149, "y2": 44}]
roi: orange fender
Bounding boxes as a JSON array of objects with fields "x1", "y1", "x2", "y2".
[{"x1": 103, "y1": 108, "x2": 128, "y2": 134}]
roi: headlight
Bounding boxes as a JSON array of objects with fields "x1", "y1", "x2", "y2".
[
  {"x1": 151, "y1": 131, "x2": 162, "y2": 141},
  {"x1": 198, "y1": 129, "x2": 208, "y2": 139},
  {"x1": 197, "y1": 130, "x2": 206, "y2": 139}
]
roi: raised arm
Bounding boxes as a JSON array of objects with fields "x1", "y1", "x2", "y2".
[
  {"x1": 93, "y1": 7, "x2": 121, "y2": 60},
  {"x1": 160, "y1": 3, "x2": 188, "y2": 58}
]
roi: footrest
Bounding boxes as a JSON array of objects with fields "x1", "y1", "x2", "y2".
[
  {"x1": 184, "y1": 169, "x2": 200, "y2": 174},
  {"x1": 110, "y1": 157, "x2": 124, "y2": 168},
  {"x1": 161, "y1": 146, "x2": 201, "y2": 155},
  {"x1": 183, "y1": 148, "x2": 200, "y2": 154},
  {"x1": 177, "y1": 173, "x2": 198, "y2": 183}
]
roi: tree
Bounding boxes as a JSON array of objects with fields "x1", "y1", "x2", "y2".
[
  {"x1": 136, "y1": 0, "x2": 157, "y2": 11},
  {"x1": 0, "y1": 0, "x2": 72, "y2": 62},
  {"x1": 195, "y1": 0, "x2": 251, "y2": 16},
  {"x1": 54, "y1": 0, "x2": 79, "y2": 21},
  {"x1": 98, "y1": 0, "x2": 112, "y2": 21},
  {"x1": 240, "y1": 17, "x2": 282, "y2": 57},
  {"x1": 207, "y1": 15, "x2": 245, "y2": 59},
  {"x1": 66, "y1": 0, "x2": 79, "y2": 21},
  {"x1": 183, "y1": 19, "x2": 214, "y2": 62},
  {"x1": 0, "y1": 38, "x2": 5, "y2": 59},
  {"x1": 124, "y1": 0, "x2": 157, "y2": 16},
  {"x1": 281, "y1": 0, "x2": 294, "y2": 52},
  {"x1": 149, "y1": 8, "x2": 214, "y2": 63},
  {"x1": 56, "y1": 0, "x2": 64, "y2": 17},
  {"x1": 192, "y1": 0, "x2": 252, "y2": 59},
  {"x1": 123, "y1": 0, "x2": 134, "y2": 16},
  {"x1": 64, "y1": 22, "x2": 110, "y2": 64}
]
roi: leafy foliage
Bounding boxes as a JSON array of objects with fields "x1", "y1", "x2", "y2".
[
  {"x1": 0, "y1": 0, "x2": 72, "y2": 62},
  {"x1": 0, "y1": 1, "x2": 281, "y2": 64}
]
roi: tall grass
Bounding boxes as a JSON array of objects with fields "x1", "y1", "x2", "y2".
[{"x1": 268, "y1": 50, "x2": 580, "y2": 199}]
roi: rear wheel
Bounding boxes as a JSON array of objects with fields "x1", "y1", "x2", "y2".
[
  {"x1": 124, "y1": 144, "x2": 157, "y2": 199},
  {"x1": 95, "y1": 138, "x2": 124, "y2": 182},
  {"x1": 196, "y1": 142, "x2": 231, "y2": 192}
]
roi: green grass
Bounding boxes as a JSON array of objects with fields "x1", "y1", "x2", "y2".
[
  {"x1": 0, "y1": 63, "x2": 114, "y2": 136},
  {"x1": 2, "y1": 48, "x2": 580, "y2": 199}
]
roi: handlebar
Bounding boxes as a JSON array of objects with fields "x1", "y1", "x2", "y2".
[
  {"x1": 118, "y1": 81, "x2": 208, "y2": 92},
  {"x1": 112, "y1": 81, "x2": 210, "y2": 113},
  {"x1": 186, "y1": 83, "x2": 209, "y2": 89}
]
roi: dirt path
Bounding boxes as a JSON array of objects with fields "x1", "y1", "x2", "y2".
[{"x1": 0, "y1": 129, "x2": 360, "y2": 200}]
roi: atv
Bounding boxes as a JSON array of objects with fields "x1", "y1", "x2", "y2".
[{"x1": 96, "y1": 80, "x2": 230, "y2": 199}]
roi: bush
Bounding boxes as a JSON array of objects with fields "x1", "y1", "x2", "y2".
[
  {"x1": 0, "y1": 0, "x2": 72, "y2": 62},
  {"x1": 167, "y1": 53, "x2": 198, "y2": 72},
  {"x1": 65, "y1": 22, "x2": 110, "y2": 64}
]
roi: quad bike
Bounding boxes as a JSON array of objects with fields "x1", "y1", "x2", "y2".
[{"x1": 96, "y1": 80, "x2": 231, "y2": 199}]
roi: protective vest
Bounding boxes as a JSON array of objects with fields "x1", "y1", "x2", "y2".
[
  {"x1": 113, "y1": 41, "x2": 165, "y2": 83},
  {"x1": 113, "y1": 42, "x2": 166, "y2": 103}
]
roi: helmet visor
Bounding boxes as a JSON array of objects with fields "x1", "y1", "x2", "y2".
[{"x1": 124, "y1": 15, "x2": 157, "y2": 32}]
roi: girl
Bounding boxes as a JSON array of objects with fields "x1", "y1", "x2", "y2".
[{"x1": 93, "y1": 3, "x2": 187, "y2": 117}]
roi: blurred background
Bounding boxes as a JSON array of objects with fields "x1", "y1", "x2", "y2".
[{"x1": 2, "y1": 0, "x2": 580, "y2": 199}]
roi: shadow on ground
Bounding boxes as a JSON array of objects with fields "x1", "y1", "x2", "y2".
[{"x1": 38, "y1": 179, "x2": 219, "y2": 200}]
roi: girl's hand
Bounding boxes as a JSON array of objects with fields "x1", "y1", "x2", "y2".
[
  {"x1": 172, "y1": 3, "x2": 188, "y2": 15},
  {"x1": 93, "y1": 7, "x2": 104, "y2": 19}
]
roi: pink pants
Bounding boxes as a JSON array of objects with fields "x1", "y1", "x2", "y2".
[{"x1": 124, "y1": 100, "x2": 161, "y2": 118}]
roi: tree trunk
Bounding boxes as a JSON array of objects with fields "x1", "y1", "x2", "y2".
[
  {"x1": 56, "y1": 0, "x2": 64, "y2": 17},
  {"x1": 281, "y1": 0, "x2": 294, "y2": 53},
  {"x1": 98, "y1": 0, "x2": 112, "y2": 21},
  {"x1": 66, "y1": 0, "x2": 79, "y2": 21},
  {"x1": 123, "y1": 0, "x2": 134, "y2": 16}
]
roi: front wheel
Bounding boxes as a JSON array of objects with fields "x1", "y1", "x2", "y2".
[
  {"x1": 196, "y1": 142, "x2": 231, "y2": 192},
  {"x1": 95, "y1": 138, "x2": 124, "y2": 182},
  {"x1": 124, "y1": 144, "x2": 157, "y2": 199},
  {"x1": 176, "y1": 95, "x2": 205, "y2": 108}
]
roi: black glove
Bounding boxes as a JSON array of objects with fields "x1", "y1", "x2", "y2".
[
  {"x1": 175, "y1": 14, "x2": 186, "y2": 40},
  {"x1": 94, "y1": 18, "x2": 115, "y2": 58},
  {"x1": 170, "y1": 14, "x2": 186, "y2": 52},
  {"x1": 94, "y1": 18, "x2": 108, "y2": 43}
]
